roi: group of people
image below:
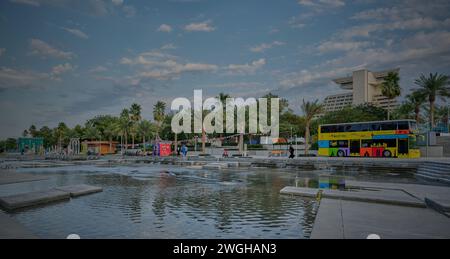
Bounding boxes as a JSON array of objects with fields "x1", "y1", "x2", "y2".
[{"x1": 176, "y1": 144, "x2": 189, "y2": 157}]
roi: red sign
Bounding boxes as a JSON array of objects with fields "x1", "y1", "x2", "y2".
[{"x1": 159, "y1": 143, "x2": 172, "y2": 157}]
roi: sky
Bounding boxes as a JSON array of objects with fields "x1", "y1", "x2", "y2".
[{"x1": 0, "y1": 0, "x2": 450, "y2": 138}]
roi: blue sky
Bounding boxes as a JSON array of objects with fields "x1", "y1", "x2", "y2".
[{"x1": 1, "y1": 0, "x2": 450, "y2": 138}]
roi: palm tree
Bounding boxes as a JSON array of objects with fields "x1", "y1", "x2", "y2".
[
  {"x1": 406, "y1": 91, "x2": 426, "y2": 122},
  {"x1": 435, "y1": 105, "x2": 449, "y2": 128},
  {"x1": 380, "y1": 72, "x2": 401, "y2": 120},
  {"x1": 103, "y1": 120, "x2": 117, "y2": 153},
  {"x1": 116, "y1": 109, "x2": 132, "y2": 153},
  {"x1": 138, "y1": 120, "x2": 154, "y2": 152},
  {"x1": 83, "y1": 125, "x2": 101, "y2": 141},
  {"x1": 153, "y1": 101, "x2": 166, "y2": 140},
  {"x1": 129, "y1": 103, "x2": 142, "y2": 149},
  {"x1": 55, "y1": 122, "x2": 68, "y2": 153},
  {"x1": 414, "y1": 73, "x2": 450, "y2": 128},
  {"x1": 301, "y1": 99, "x2": 323, "y2": 155}
]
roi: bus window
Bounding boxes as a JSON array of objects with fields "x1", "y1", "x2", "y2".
[
  {"x1": 350, "y1": 140, "x2": 360, "y2": 154},
  {"x1": 371, "y1": 123, "x2": 381, "y2": 131},
  {"x1": 344, "y1": 125, "x2": 352, "y2": 132},
  {"x1": 337, "y1": 125, "x2": 345, "y2": 132},
  {"x1": 360, "y1": 123, "x2": 370, "y2": 131},
  {"x1": 350, "y1": 124, "x2": 362, "y2": 132},
  {"x1": 397, "y1": 121, "x2": 409, "y2": 130},
  {"x1": 361, "y1": 140, "x2": 372, "y2": 148},
  {"x1": 381, "y1": 122, "x2": 396, "y2": 130},
  {"x1": 337, "y1": 140, "x2": 348, "y2": 148},
  {"x1": 322, "y1": 126, "x2": 333, "y2": 133}
]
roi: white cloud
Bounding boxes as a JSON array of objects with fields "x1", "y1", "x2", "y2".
[
  {"x1": 226, "y1": 58, "x2": 266, "y2": 75},
  {"x1": 89, "y1": 66, "x2": 108, "y2": 73},
  {"x1": 250, "y1": 41, "x2": 285, "y2": 53},
  {"x1": 123, "y1": 5, "x2": 136, "y2": 17},
  {"x1": 317, "y1": 41, "x2": 370, "y2": 53},
  {"x1": 161, "y1": 43, "x2": 177, "y2": 50},
  {"x1": 0, "y1": 67, "x2": 48, "y2": 89},
  {"x1": 184, "y1": 20, "x2": 215, "y2": 32},
  {"x1": 157, "y1": 24, "x2": 173, "y2": 33},
  {"x1": 62, "y1": 27, "x2": 89, "y2": 39},
  {"x1": 120, "y1": 51, "x2": 218, "y2": 82},
  {"x1": 50, "y1": 63, "x2": 74, "y2": 80},
  {"x1": 29, "y1": 38, "x2": 74, "y2": 59},
  {"x1": 298, "y1": 0, "x2": 345, "y2": 8}
]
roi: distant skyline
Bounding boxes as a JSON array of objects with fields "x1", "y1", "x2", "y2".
[{"x1": 1, "y1": 0, "x2": 450, "y2": 138}]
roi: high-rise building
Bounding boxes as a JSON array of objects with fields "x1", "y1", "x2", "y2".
[{"x1": 323, "y1": 68, "x2": 400, "y2": 112}]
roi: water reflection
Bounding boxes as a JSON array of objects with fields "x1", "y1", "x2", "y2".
[{"x1": 3, "y1": 163, "x2": 422, "y2": 239}]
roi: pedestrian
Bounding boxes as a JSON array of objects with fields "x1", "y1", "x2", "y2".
[{"x1": 289, "y1": 145, "x2": 295, "y2": 159}]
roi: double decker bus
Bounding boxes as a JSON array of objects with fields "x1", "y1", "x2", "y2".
[{"x1": 318, "y1": 120, "x2": 420, "y2": 158}]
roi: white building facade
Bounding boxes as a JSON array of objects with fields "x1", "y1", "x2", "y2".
[{"x1": 323, "y1": 68, "x2": 400, "y2": 113}]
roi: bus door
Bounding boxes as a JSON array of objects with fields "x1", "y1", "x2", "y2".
[
  {"x1": 350, "y1": 140, "x2": 360, "y2": 156},
  {"x1": 398, "y1": 138, "x2": 408, "y2": 156}
]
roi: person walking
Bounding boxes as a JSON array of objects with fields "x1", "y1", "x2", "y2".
[{"x1": 289, "y1": 145, "x2": 295, "y2": 159}]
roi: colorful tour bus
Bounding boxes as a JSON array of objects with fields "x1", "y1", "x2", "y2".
[{"x1": 318, "y1": 120, "x2": 420, "y2": 158}]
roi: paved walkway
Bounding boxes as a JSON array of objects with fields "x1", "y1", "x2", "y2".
[{"x1": 311, "y1": 199, "x2": 450, "y2": 239}]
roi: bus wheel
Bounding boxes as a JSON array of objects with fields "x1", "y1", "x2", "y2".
[
  {"x1": 383, "y1": 150, "x2": 392, "y2": 157},
  {"x1": 337, "y1": 150, "x2": 345, "y2": 157}
]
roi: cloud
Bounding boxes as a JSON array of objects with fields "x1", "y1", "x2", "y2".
[
  {"x1": 161, "y1": 43, "x2": 176, "y2": 50},
  {"x1": 317, "y1": 40, "x2": 370, "y2": 53},
  {"x1": 122, "y1": 5, "x2": 136, "y2": 17},
  {"x1": 51, "y1": 63, "x2": 73, "y2": 75},
  {"x1": 120, "y1": 51, "x2": 218, "y2": 82},
  {"x1": 0, "y1": 67, "x2": 49, "y2": 90},
  {"x1": 157, "y1": 24, "x2": 173, "y2": 33},
  {"x1": 226, "y1": 58, "x2": 266, "y2": 75},
  {"x1": 250, "y1": 41, "x2": 285, "y2": 53},
  {"x1": 184, "y1": 20, "x2": 215, "y2": 32},
  {"x1": 298, "y1": 0, "x2": 345, "y2": 8},
  {"x1": 89, "y1": 66, "x2": 108, "y2": 73},
  {"x1": 62, "y1": 27, "x2": 89, "y2": 39},
  {"x1": 29, "y1": 38, "x2": 74, "y2": 59},
  {"x1": 10, "y1": 0, "x2": 120, "y2": 16}
]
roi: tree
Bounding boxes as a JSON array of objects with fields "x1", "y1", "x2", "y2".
[
  {"x1": 138, "y1": 120, "x2": 155, "y2": 152},
  {"x1": 301, "y1": 99, "x2": 323, "y2": 155},
  {"x1": 28, "y1": 125, "x2": 37, "y2": 137},
  {"x1": 55, "y1": 122, "x2": 68, "y2": 152},
  {"x1": 22, "y1": 130, "x2": 29, "y2": 137},
  {"x1": 414, "y1": 73, "x2": 450, "y2": 128},
  {"x1": 103, "y1": 119, "x2": 118, "y2": 153},
  {"x1": 129, "y1": 103, "x2": 142, "y2": 149},
  {"x1": 380, "y1": 72, "x2": 401, "y2": 120},
  {"x1": 435, "y1": 105, "x2": 449, "y2": 129},
  {"x1": 406, "y1": 91, "x2": 426, "y2": 122},
  {"x1": 83, "y1": 125, "x2": 100, "y2": 141},
  {"x1": 153, "y1": 101, "x2": 166, "y2": 140},
  {"x1": 115, "y1": 109, "x2": 132, "y2": 153}
]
